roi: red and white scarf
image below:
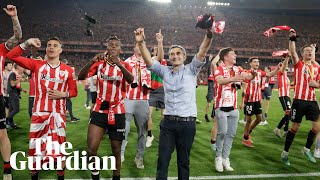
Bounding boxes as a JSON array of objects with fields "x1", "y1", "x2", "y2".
[{"x1": 264, "y1": 25, "x2": 295, "y2": 37}]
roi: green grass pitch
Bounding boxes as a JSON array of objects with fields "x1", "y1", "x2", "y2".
[{"x1": 3, "y1": 83, "x2": 320, "y2": 179}]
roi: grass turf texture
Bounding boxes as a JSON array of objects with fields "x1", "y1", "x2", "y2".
[{"x1": 2, "y1": 83, "x2": 320, "y2": 179}]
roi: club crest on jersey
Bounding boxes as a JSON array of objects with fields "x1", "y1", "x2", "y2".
[{"x1": 59, "y1": 71, "x2": 65, "y2": 77}]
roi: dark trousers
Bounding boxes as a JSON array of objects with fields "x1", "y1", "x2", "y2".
[
  {"x1": 7, "y1": 93, "x2": 20, "y2": 125},
  {"x1": 29, "y1": 97, "x2": 34, "y2": 118},
  {"x1": 66, "y1": 98, "x2": 74, "y2": 118},
  {"x1": 156, "y1": 118, "x2": 196, "y2": 180}
]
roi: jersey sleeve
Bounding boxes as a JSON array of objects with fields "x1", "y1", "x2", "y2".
[
  {"x1": 6, "y1": 45, "x2": 37, "y2": 71},
  {"x1": 214, "y1": 66, "x2": 224, "y2": 81},
  {"x1": 67, "y1": 68, "x2": 78, "y2": 98},
  {"x1": 87, "y1": 62, "x2": 100, "y2": 77}
]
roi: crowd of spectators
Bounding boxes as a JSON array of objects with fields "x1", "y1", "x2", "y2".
[{"x1": 0, "y1": 0, "x2": 319, "y2": 83}]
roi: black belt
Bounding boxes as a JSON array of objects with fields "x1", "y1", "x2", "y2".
[{"x1": 164, "y1": 115, "x2": 196, "y2": 122}]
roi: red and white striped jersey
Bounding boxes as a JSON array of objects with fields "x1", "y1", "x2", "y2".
[
  {"x1": 269, "y1": 76, "x2": 275, "y2": 85},
  {"x1": 0, "y1": 43, "x2": 9, "y2": 96},
  {"x1": 29, "y1": 73, "x2": 36, "y2": 97},
  {"x1": 214, "y1": 63, "x2": 243, "y2": 109},
  {"x1": 87, "y1": 61, "x2": 132, "y2": 114},
  {"x1": 7, "y1": 46, "x2": 78, "y2": 115},
  {"x1": 125, "y1": 55, "x2": 151, "y2": 100},
  {"x1": 293, "y1": 60, "x2": 320, "y2": 101},
  {"x1": 261, "y1": 77, "x2": 267, "y2": 90},
  {"x1": 277, "y1": 71, "x2": 290, "y2": 97},
  {"x1": 244, "y1": 69, "x2": 266, "y2": 102}
]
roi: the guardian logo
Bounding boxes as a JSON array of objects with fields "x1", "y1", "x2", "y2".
[{"x1": 10, "y1": 136, "x2": 116, "y2": 171}]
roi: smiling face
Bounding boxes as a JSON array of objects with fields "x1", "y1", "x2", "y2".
[
  {"x1": 106, "y1": 39, "x2": 121, "y2": 57},
  {"x1": 46, "y1": 40, "x2": 62, "y2": 59},
  {"x1": 223, "y1": 50, "x2": 237, "y2": 65},
  {"x1": 168, "y1": 47, "x2": 186, "y2": 67},
  {"x1": 249, "y1": 58, "x2": 260, "y2": 70}
]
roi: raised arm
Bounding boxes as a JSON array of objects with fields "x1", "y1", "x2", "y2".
[
  {"x1": 155, "y1": 29, "x2": 164, "y2": 61},
  {"x1": 311, "y1": 44, "x2": 319, "y2": 67},
  {"x1": 78, "y1": 53, "x2": 104, "y2": 80},
  {"x1": 288, "y1": 31, "x2": 299, "y2": 65},
  {"x1": 280, "y1": 54, "x2": 290, "y2": 73},
  {"x1": 135, "y1": 28, "x2": 154, "y2": 67},
  {"x1": 266, "y1": 63, "x2": 281, "y2": 77},
  {"x1": 4, "y1": 5, "x2": 22, "y2": 50},
  {"x1": 210, "y1": 52, "x2": 220, "y2": 72},
  {"x1": 7, "y1": 38, "x2": 41, "y2": 70},
  {"x1": 196, "y1": 29, "x2": 213, "y2": 61}
]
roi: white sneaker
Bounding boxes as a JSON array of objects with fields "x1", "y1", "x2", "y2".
[
  {"x1": 3, "y1": 174, "x2": 12, "y2": 180},
  {"x1": 86, "y1": 106, "x2": 91, "y2": 109},
  {"x1": 314, "y1": 148, "x2": 320, "y2": 158},
  {"x1": 273, "y1": 128, "x2": 282, "y2": 138},
  {"x1": 146, "y1": 135, "x2": 154, "y2": 148},
  {"x1": 134, "y1": 156, "x2": 144, "y2": 169},
  {"x1": 222, "y1": 158, "x2": 234, "y2": 171},
  {"x1": 239, "y1": 119, "x2": 246, "y2": 124},
  {"x1": 259, "y1": 120, "x2": 268, "y2": 126},
  {"x1": 215, "y1": 157, "x2": 223, "y2": 172}
]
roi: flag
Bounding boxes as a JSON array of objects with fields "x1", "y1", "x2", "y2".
[{"x1": 150, "y1": 59, "x2": 167, "y2": 90}]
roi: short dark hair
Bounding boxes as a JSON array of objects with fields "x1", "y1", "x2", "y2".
[
  {"x1": 248, "y1": 56, "x2": 259, "y2": 63},
  {"x1": 300, "y1": 45, "x2": 311, "y2": 55},
  {"x1": 219, "y1": 47, "x2": 234, "y2": 61},
  {"x1": 47, "y1": 37, "x2": 63, "y2": 47},
  {"x1": 105, "y1": 36, "x2": 121, "y2": 46},
  {"x1": 4, "y1": 60, "x2": 13, "y2": 67}
]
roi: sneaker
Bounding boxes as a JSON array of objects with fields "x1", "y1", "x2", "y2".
[
  {"x1": 205, "y1": 114, "x2": 210, "y2": 122},
  {"x1": 247, "y1": 134, "x2": 254, "y2": 144},
  {"x1": 146, "y1": 135, "x2": 154, "y2": 148},
  {"x1": 259, "y1": 120, "x2": 268, "y2": 126},
  {"x1": 273, "y1": 128, "x2": 282, "y2": 139},
  {"x1": 215, "y1": 157, "x2": 223, "y2": 172},
  {"x1": 11, "y1": 124, "x2": 22, "y2": 129},
  {"x1": 283, "y1": 131, "x2": 288, "y2": 137},
  {"x1": 281, "y1": 151, "x2": 290, "y2": 166},
  {"x1": 134, "y1": 156, "x2": 144, "y2": 169},
  {"x1": 314, "y1": 148, "x2": 320, "y2": 158},
  {"x1": 3, "y1": 174, "x2": 12, "y2": 180},
  {"x1": 210, "y1": 143, "x2": 216, "y2": 152},
  {"x1": 242, "y1": 139, "x2": 254, "y2": 148},
  {"x1": 196, "y1": 119, "x2": 202, "y2": 124},
  {"x1": 301, "y1": 147, "x2": 317, "y2": 163},
  {"x1": 239, "y1": 119, "x2": 246, "y2": 124},
  {"x1": 222, "y1": 158, "x2": 234, "y2": 171},
  {"x1": 70, "y1": 117, "x2": 80, "y2": 123},
  {"x1": 86, "y1": 106, "x2": 91, "y2": 110},
  {"x1": 57, "y1": 175, "x2": 64, "y2": 180}
]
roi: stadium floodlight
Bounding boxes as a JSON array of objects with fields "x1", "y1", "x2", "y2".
[
  {"x1": 148, "y1": 0, "x2": 171, "y2": 3},
  {"x1": 207, "y1": 1, "x2": 231, "y2": 7}
]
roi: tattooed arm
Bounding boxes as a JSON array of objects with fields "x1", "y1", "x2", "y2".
[{"x1": 4, "y1": 5, "x2": 22, "y2": 50}]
